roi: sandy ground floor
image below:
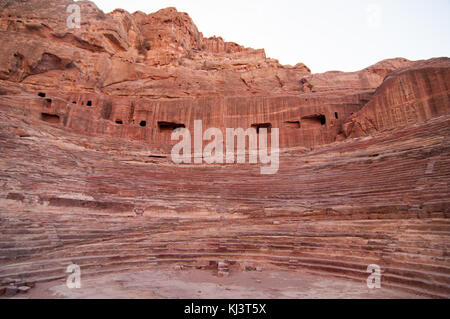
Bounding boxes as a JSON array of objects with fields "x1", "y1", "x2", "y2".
[{"x1": 3, "y1": 267, "x2": 424, "y2": 299}]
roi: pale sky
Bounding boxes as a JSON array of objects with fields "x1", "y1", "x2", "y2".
[{"x1": 89, "y1": 0, "x2": 450, "y2": 73}]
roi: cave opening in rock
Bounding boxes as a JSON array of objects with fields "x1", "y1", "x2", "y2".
[
  {"x1": 285, "y1": 121, "x2": 301, "y2": 129},
  {"x1": 251, "y1": 123, "x2": 272, "y2": 134},
  {"x1": 115, "y1": 120, "x2": 123, "y2": 125},
  {"x1": 87, "y1": 101, "x2": 92, "y2": 106},
  {"x1": 335, "y1": 112, "x2": 339, "y2": 119},
  {"x1": 301, "y1": 114, "x2": 326, "y2": 127},
  {"x1": 140, "y1": 121, "x2": 147, "y2": 127},
  {"x1": 158, "y1": 121, "x2": 185, "y2": 132},
  {"x1": 38, "y1": 92, "x2": 46, "y2": 98},
  {"x1": 41, "y1": 113, "x2": 60, "y2": 124}
]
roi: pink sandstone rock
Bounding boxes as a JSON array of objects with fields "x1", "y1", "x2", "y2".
[{"x1": 0, "y1": 0, "x2": 449, "y2": 299}]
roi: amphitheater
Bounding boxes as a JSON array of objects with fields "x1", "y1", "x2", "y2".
[{"x1": 0, "y1": 0, "x2": 449, "y2": 298}]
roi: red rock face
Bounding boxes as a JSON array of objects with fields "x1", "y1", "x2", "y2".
[
  {"x1": 344, "y1": 58, "x2": 450, "y2": 137},
  {"x1": 0, "y1": 0, "x2": 449, "y2": 298},
  {"x1": 0, "y1": 0, "x2": 427, "y2": 150}
]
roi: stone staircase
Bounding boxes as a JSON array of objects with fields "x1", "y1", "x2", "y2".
[{"x1": 0, "y1": 110, "x2": 449, "y2": 298}]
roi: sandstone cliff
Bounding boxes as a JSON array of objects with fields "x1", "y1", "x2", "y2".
[
  {"x1": 0, "y1": 0, "x2": 449, "y2": 299},
  {"x1": 344, "y1": 58, "x2": 450, "y2": 137},
  {"x1": 2, "y1": 0, "x2": 444, "y2": 151}
]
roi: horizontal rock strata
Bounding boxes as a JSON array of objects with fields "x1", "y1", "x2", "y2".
[{"x1": 0, "y1": 0, "x2": 449, "y2": 298}]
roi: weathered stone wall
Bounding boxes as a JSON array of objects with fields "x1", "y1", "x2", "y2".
[
  {"x1": 344, "y1": 58, "x2": 450, "y2": 137},
  {"x1": 9, "y1": 88, "x2": 367, "y2": 150}
]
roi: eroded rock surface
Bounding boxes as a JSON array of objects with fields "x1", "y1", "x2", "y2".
[{"x1": 0, "y1": 0, "x2": 449, "y2": 298}]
